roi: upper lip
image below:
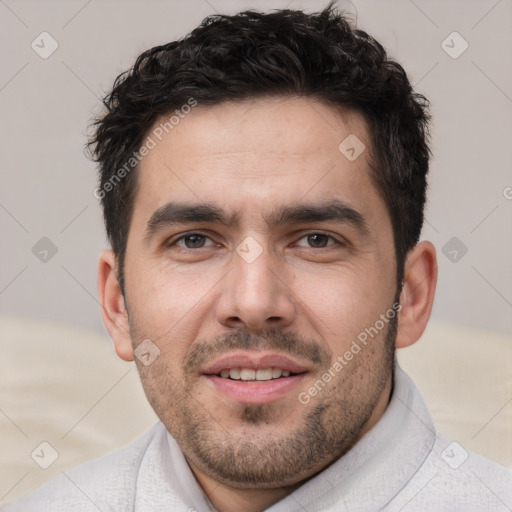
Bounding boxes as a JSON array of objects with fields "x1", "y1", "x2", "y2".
[{"x1": 201, "y1": 351, "x2": 311, "y2": 375}]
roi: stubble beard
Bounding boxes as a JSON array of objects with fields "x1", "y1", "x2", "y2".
[{"x1": 132, "y1": 320, "x2": 396, "y2": 489}]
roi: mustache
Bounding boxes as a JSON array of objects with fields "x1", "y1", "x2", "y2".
[{"x1": 182, "y1": 329, "x2": 331, "y2": 374}]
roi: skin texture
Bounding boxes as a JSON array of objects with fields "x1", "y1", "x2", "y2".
[{"x1": 98, "y1": 97, "x2": 437, "y2": 512}]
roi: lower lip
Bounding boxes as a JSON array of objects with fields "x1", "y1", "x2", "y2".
[{"x1": 205, "y1": 374, "x2": 306, "y2": 404}]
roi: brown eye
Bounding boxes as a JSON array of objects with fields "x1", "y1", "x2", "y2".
[
  {"x1": 175, "y1": 234, "x2": 213, "y2": 249},
  {"x1": 185, "y1": 235, "x2": 205, "y2": 248},
  {"x1": 306, "y1": 234, "x2": 330, "y2": 248},
  {"x1": 296, "y1": 233, "x2": 336, "y2": 248}
]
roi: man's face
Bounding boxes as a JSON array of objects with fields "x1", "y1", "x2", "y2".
[{"x1": 122, "y1": 97, "x2": 398, "y2": 488}]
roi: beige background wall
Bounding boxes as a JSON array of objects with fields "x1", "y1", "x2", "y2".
[{"x1": 1, "y1": 0, "x2": 511, "y2": 335}]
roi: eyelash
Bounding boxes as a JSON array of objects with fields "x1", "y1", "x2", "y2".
[{"x1": 169, "y1": 231, "x2": 343, "y2": 250}]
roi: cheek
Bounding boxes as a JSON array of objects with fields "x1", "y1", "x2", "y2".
[
  {"x1": 126, "y1": 259, "x2": 221, "y2": 345},
  {"x1": 292, "y1": 264, "x2": 394, "y2": 352},
  {"x1": 131, "y1": 261, "x2": 208, "y2": 314}
]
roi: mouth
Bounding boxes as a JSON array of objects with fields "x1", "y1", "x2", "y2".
[
  {"x1": 217, "y1": 368, "x2": 297, "y2": 381},
  {"x1": 201, "y1": 352, "x2": 310, "y2": 404}
]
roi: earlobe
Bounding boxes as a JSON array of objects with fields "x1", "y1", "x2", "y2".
[
  {"x1": 395, "y1": 241, "x2": 437, "y2": 349},
  {"x1": 97, "y1": 250, "x2": 134, "y2": 361}
]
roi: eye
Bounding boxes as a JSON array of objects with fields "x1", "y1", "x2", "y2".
[
  {"x1": 174, "y1": 233, "x2": 215, "y2": 249},
  {"x1": 295, "y1": 233, "x2": 337, "y2": 248}
]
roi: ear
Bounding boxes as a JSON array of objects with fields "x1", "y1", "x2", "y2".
[
  {"x1": 395, "y1": 241, "x2": 437, "y2": 349},
  {"x1": 97, "y1": 250, "x2": 134, "y2": 361}
]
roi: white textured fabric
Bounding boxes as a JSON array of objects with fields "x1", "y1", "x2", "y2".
[{"x1": 3, "y1": 366, "x2": 511, "y2": 512}]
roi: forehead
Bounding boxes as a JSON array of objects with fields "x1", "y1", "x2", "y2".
[{"x1": 132, "y1": 97, "x2": 385, "y2": 228}]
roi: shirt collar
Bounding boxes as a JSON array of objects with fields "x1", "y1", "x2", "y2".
[
  {"x1": 266, "y1": 363, "x2": 436, "y2": 511},
  {"x1": 145, "y1": 362, "x2": 436, "y2": 512}
]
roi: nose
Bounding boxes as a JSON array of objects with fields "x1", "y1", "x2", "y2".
[{"x1": 215, "y1": 243, "x2": 296, "y2": 332}]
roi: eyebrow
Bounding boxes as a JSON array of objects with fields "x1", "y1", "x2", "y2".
[
  {"x1": 267, "y1": 200, "x2": 369, "y2": 234},
  {"x1": 144, "y1": 202, "x2": 237, "y2": 242},
  {"x1": 144, "y1": 199, "x2": 369, "y2": 242}
]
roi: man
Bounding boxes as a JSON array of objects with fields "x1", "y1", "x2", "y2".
[{"x1": 4, "y1": 4, "x2": 511, "y2": 512}]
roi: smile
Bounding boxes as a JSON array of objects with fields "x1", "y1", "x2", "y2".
[
  {"x1": 218, "y1": 368, "x2": 294, "y2": 380},
  {"x1": 201, "y1": 351, "x2": 310, "y2": 404}
]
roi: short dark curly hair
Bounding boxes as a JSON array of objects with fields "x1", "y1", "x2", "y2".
[{"x1": 88, "y1": 3, "x2": 431, "y2": 294}]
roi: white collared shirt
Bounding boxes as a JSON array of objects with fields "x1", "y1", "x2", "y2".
[{"x1": 3, "y1": 366, "x2": 512, "y2": 511}]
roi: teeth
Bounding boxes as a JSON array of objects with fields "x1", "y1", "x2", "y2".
[
  {"x1": 272, "y1": 368, "x2": 282, "y2": 378},
  {"x1": 219, "y1": 368, "x2": 293, "y2": 380},
  {"x1": 229, "y1": 368, "x2": 241, "y2": 380},
  {"x1": 240, "y1": 369, "x2": 256, "y2": 380},
  {"x1": 255, "y1": 368, "x2": 272, "y2": 381}
]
